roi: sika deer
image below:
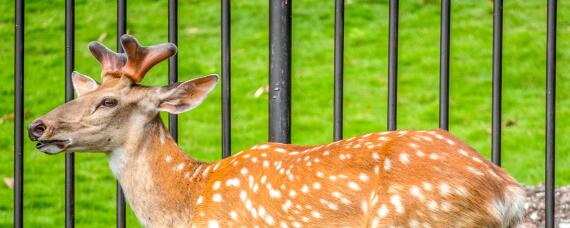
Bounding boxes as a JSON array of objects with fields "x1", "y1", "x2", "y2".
[{"x1": 29, "y1": 35, "x2": 525, "y2": 227}]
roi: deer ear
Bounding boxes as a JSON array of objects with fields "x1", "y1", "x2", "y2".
[
  {"x1": 158, "y1": 74, "x2": 219, "y2": 114},
  {"x1": 72, "y1": 71, "x2": 100, "y2": 97}
]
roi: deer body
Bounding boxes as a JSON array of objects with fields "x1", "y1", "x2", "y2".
[
  {"x1": 28, "y1": 36, "x2": 525, "y2": 228},
  {"x1": 114, "y1": 116, "x2": 524, "y2": 227}
]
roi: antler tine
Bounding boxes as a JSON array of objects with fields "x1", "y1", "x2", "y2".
[
  {"x1": 120, "y1": 35, "x2": 177, "y2": 82},
  {"x1": 88, "y1": 35, "x2": 177, "y2": 83},
  {"x1": 88, "y1": 41, "x2": 128, "y2": 81}
]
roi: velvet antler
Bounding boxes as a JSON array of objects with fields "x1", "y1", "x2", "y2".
[{"x1": 88, "y1": 35, "x2": 177, "y2": 83}]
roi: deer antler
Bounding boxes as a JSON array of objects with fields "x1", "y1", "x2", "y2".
[{"x1": 88, "y1": 35, "x2": 177, "y2": 83}]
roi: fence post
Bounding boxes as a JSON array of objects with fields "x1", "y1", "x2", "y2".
[
  {"x1": 387, "y1": 0, "x2": 398, "y2": 131},
  {"x1": 269, "y1": 0, "x2": 292, "y2": 143},
  {"x1": 168, "y1": 0, "x2": 179, "y2": 142},
  {"x1": 14, "y1": 0, "x2": 24, "y2": 227},
  {"x1": 491, "y1": 0, "x2": 503, "y2": 166},
  {"x1": 439, "y1": 0, "x2": 451, "y2": 130},
  {"x1": 65, "y1": 0, "x2": 76, "y2": 226},
  {"x1": 333, "y1": 0, "x2": 344, "y2": 141},
  {"x1": 116, "y1": 0, "x2": 127, "y2": 227},
  {"x1": 221, "y1": 0, "x2": 232, "y2": 157},
  {"x1": 545, "y1": 0, "x2": 557, "y2": 226}
]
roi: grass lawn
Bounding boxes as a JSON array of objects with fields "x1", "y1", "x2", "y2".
[{"x1": 0, "y1": 0, "x2": 569, "y2": 226}]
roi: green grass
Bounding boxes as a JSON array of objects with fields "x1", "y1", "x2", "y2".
[{"x1": 0, "y1": 0, "x2": 569, "y2": 226}]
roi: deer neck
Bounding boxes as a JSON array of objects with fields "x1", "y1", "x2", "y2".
[{"x1": 107, "y1": 116, "x2": 206, "y2": 226}]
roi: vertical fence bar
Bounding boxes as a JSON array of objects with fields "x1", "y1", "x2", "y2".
[
  {"x1": 439, "y1": 0, "x2": 450, "y2": 130},
  {"x1": 221, "y1": 0, "x2": 232, "y2": 157},
  {"x1": 14, "y1": 0, "x2": 24, "y2": 227},
  {"x1": 65, "y1": 0, "x2": 75, "y2": 226},
  {"x1": 387, "y1": 0, "x2": 398, "y2": 131},
  {"x1": 116, "y1": 0, "x2": 127, "y2": 227},
  {"x1": 545, "y1": 0, "x2": 557, "y2": 226},
  {"x1": 168, "y1": 0, "x2": 179, "y2": 142},
  {"x1": 333, "y1": 0, "x2": 344, "y2": 141},
  {"x1": 269, "y1": 0, "x2": 292, "y2": 143},
  {"x1": 491, "y1": 0, "x2": 503, "y2": 166}
]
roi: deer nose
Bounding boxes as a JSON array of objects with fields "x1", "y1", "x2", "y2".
[{"x1": 28, "y1": 120, "x2": 46, "y2": 141}]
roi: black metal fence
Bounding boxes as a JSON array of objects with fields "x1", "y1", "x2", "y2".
[{"x1": 12, "y1": 0, "x2": 558, "y2": 227}]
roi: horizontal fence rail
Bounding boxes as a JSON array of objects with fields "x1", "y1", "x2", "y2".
[{"x1": 12, "y1": 1, "x2": 558, "y2": 226}]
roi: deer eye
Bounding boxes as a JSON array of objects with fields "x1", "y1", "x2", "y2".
[{"x1": 100, "y1": 98, "x2": 118, "y2": 108}]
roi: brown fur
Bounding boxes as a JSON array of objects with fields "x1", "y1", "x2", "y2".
[{"x1": 186, "y1": 130, "x2": 524, "y2": 227}]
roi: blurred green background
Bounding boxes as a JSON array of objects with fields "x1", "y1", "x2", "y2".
[{"x1": 0, "y1": 0, "x2": 569, "y2": 226}]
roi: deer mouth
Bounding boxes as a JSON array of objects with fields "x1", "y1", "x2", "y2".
[{"x1": 36, "y1": 139, "x2": 71, "y2": 154}]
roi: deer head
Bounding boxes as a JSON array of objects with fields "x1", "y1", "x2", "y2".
[{"x1": 28, "y1": 35, "x2": 218, "y2": 154}]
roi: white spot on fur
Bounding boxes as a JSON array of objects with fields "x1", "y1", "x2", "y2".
[
  {"x1": 289, "y1": 190, "x2": 297, "y2": 198},
  {"x1": 390, "y1": 195, "x2": 404, "y2": 213},
  {"x1": 378, "y1": 204, "x2": 389, "y2": 218},
  {"x1": 384, "y1": 158, "x2": 392, "y2": 171},
  {"x1": 212, "y1": 193, "x2": 223, "y2": 202},
  {"x1": 399, "y1": 153, "x2": 410, "y2": 164},
  {"x1": 416, "y1": 150, "x2": 425, "y2": 157},
  {"x1": 348, "y1": 181, "x2": 361, "y2": 191},
  {"x1": 423, "y1": 182, "x2": 433, "y2": 191},
  {"x1": 359, "y1": 173, "x2": 369, "y2": 182},
  {"x1": 427, "y1": 200, "x2": 438, "y2": 211},
  {"x1": 444, "y1": 138, "x2": 456, "y2": 145},
  {"x1": 372, "y1": 152, "x2": 380, "y2": 160},
  {"x1": 467, "y1": 166, "x2": 485, "y2": 176},
  {"x1": 213, "y1": 181, "x2": 222, "y2": 190},
  {"x1": 410, "y1": 185, "x2": 425, "y2": 201},
  {"x1": 282, "y1": 200, "x2": 293, "y2": 212},
  {"x1": 270, "y1": 189, "x2": 282, "y2": 198},
  {"x1": 429, "y1": 153, "x2": 439, "y2": 160},
  {"x1": 439, "y1": 183, "x2": 451, "y2": 195},
  {"x1": 313, "y1": 182, "x2": 321, "y2": 189},
  {"x1": 230, "y1": 211, "x2": 238, "y2": 220},
  {"x1": 441, "y1": 201, "x2": 452, "y2": 212},
  {"x1": 458, "y1": 149, "x2": 469, "y2": 156},
  {"x1": 165, "y1": 155, "x2": 172, "y2": 163},
  {"x1": 311, "y1": 211, "x2": 321, "y2": 218},
  {"x1": 208, "y1": 220, "x2": 220, "y2": 228},
  {"x1": 226, "y1": 178, "x2": 240, "y2": 187},
  {"x1": 274, "y1": 148, "x2": 287, "y2": 153},
  {"x1": 361, "y1": 201, "x2": 368, "y2": 214}
]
